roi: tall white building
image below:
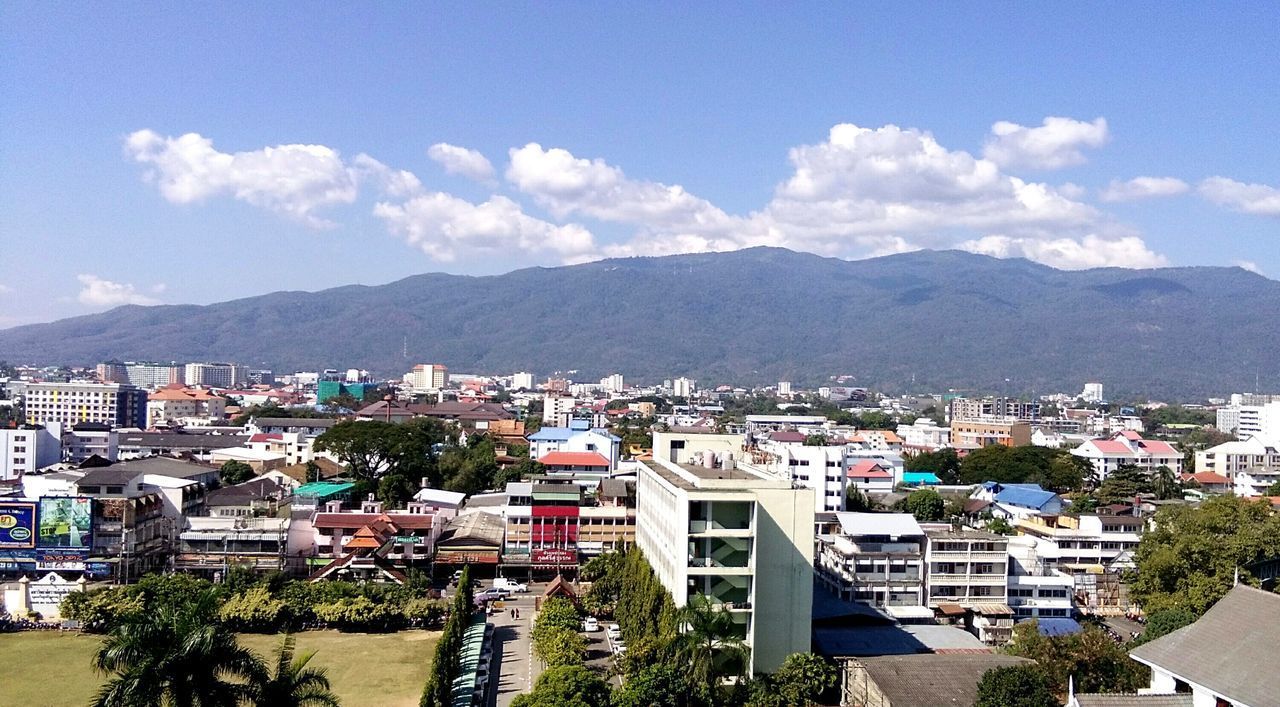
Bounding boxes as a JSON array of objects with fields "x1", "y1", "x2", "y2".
[
  {"x1": 23, "y1": 381, "x2": 147, "y2": 428},
  {"x1": 511, "y1": 371, "x2": 535, "y2": 391},
  {"x1": 183, "y1": 362, "x2": 249, "y2": 388},
  {"x1": 1215, "y1": 397, "x2": 1280, "y2": 438},
  {"x1": 409, "y1": 363, "x2": 448, "y2": 391},
  {"x1": 1071, "y1": 431, "x2": 1182, "y2": 480},
  {"x1": 638, "y1": 436, "x2": 814, "y2": 674},
  {"x1": 753, "y1": 437, "x2": 848, "y2": 513},
  {"x1": 600, "y1": 373, "x2": 625, "y2": 393},
  {"x1": 1079, "y1": 382, "x2": 1105, "y2": 403},
  {"x1": 672, "y1": 377, "x2": 695, "y2": 398},
  {"x1": 0, "y1": 424, "x2": 63, "y2": 482},
  {"x1": 777, "y1": 381, "x2": 792, "y2": 397},
  {"x1": 542, "y1": 393, "x2": 575, "y2": 427},
  {"x1": 125, "y1": 363, "x2": 182, "y2": 389},
  {"x1": 898, "y1": 418, "x2": 951, "y2": 450},
  {"x1": 1195, "y1": 436, "x2": 1280, "y2": 496}
]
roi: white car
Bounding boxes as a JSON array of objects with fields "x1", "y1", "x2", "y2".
[
  {"x1": 582, "y1": 617, "x2": 599, "y2": 632},
  {"x1": 606, "y1": 625, "x2": 621, "y2": 640}
]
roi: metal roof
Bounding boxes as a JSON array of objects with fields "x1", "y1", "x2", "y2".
[{"x1": 835, "y1": 512, "x2": 924, "y2": 538}]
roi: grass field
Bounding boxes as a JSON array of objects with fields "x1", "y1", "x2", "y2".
[{"x1": 0, "y1": 630, "x2": 439, "y2": 707}]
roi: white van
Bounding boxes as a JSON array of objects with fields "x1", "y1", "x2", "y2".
[{"x1": 492, "y1": 577, "x2": 529, "y2": 593}]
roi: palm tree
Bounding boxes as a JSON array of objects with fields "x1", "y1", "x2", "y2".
[
  {"x1": 251, "y1": 633, "x2": 341, "y2": 707},
  {"x1": 1153, "y1": 464, "x2": 1180, "y2": 500},
  {"x1": 92, "y1": 591, "x2": 264, "y2": 707},
  {"x1": 673, "y1": 593, "x2": 748, "y2": 694}
]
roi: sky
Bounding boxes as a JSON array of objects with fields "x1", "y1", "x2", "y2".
[{"x1": 2, "y1": 3, "x2": 1279, "y2": 327}]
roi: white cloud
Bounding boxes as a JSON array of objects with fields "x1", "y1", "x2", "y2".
[
  {"x1": 125, "y1": 130, "x2": 359, "y2": 227},
  {"x1": 958, "y1": 234, "x2": 1168, "y2": 269},
  {"x1": 76, "y1": 275, "x2": 162, "y2": 308},
  {"x1": 982, "y1": 116, "x2": 1109, "y2": 170},
  {"x1": 428, "y1": 143, "x2": 496, "y2": 183},
  {"x1": 1099, "y1": 176, "x2": 1190, "y2": 202},
  {"x1": 351, "y1": 154, "x2": 423, "y2": 198},
  {"x1": 373, "y1": 193, "x2": 594, "y2": 262},
  {"x1": 1199, "y1": 177, "x2": 1280, "y2": 217},
  {"x1": 1233, "y1": 260, "x2": 1263, "y2": 275}
]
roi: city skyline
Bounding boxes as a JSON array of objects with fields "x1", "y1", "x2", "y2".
[{"x1": 3, "y1": 4, "x2": 1279, "y2": 328}]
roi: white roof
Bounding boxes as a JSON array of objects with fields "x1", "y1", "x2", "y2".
[
  {"x1": 413, "y1": 488, "x2": 466, "y2": 506},
  {"x1": 835, "y1": 512, "x2": 924, "y2": 538},
  {"x1": 210, "y1": 447, "x2": 286, "y2": 461}
]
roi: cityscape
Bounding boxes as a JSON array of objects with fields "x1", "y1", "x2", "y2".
[{"x1": 2, "y1": 4, "x2": 1279, "y2": 707}]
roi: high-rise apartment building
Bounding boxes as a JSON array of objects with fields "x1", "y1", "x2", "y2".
[
  {"x1": 410, "y1": 363, "x2": 448, "y2": 391},
  {"x1": 183, "y1": 362, "x2": 248, "y2": 388},
  {"x1": 23, "y1": 382, "x2": 146, "y2": 428},
  {"x1": 511, "y1": 372, "x2": 535, "y2": 391},
  {"x1": 600, "y1": 373, "x2": 625, "y2": 393},
  {"x1": 637, "y1": 434, "x2": 814, "y2": 674},
  {"x1": 0, "y1": 423, "x2": 63, "y2": 482},
  {"x1": 672, "y1": 377, "x2": 695, "y2": 398},
  {"x1": 126, "y1": 363, "x2": 183, "y2": 389}
]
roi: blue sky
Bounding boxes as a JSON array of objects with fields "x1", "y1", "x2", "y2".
[{"x1": 2, "y1": 3, "x2": 1278, "y2": 327}]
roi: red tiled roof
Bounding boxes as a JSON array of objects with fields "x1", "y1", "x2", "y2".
[
  {"x1": 249, "y1": 433, "x2": 283, "y2": 443},
  {"x1": 313, "y1": 512, "x2": 434, "y2": 530},
  {"x1": 539, "y1": 451, "x2": 611, "y2": 467},
  {"x1": 770, "y1": 431, "x2": 807, "y2": 443},
  {"x1": 1136, "y1": 439, "x2": 1179, "y2": 456},
  {"x1": 1183, "y1": 471, "x2": 1230, "y2": 485},
  {"x1": 1118, "y1": 430, "x2": 1142, "y2": 441},
  {"x1": 1090, "y1": 440, "x2": 1134, "y2": 455},
  {"x1": 847, "y1": 460, "x2": 892, "y2": 479}
]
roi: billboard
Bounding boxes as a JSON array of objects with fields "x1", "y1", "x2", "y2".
[
  {"x1": 0, "y1": 502, "x2": 37, "y2": 549},
  {"x1": 37, "y1": 497, "x2": 93, "y2": 549},
  {"x1": 531, "y1": 548, "x2": 578, "y2": 565}
]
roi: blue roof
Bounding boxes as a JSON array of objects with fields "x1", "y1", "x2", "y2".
[
  {"x1": 1032, "y1": 618, "x2": 1082, "y2": 637},
  {"x1": 528, "y1": 427, "x2": 575, "y2": 441},
  {"x1": 902, "y1": 471, "x2": 941, "y2": 485},
  {"x1": 994, "y1": 485, "x2": 1058, "y2": 510},
  {"x1": 569, "y1": 419, "x2": 591, "y2": 430}
]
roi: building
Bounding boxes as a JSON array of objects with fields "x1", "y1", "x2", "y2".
[
  {"x1": 950, "y1": 419, "x2": 1032, "y2": 449},
  {"x1": 146, "y1": 386, "x2": 227, "y2": 427},
  {"x1": 248, "y1": 417, "x2": 340, "y2": 439},
  {"x1": 651, "y1": 429, "x2": 747, "y2": 467},
  {"x1": 1006, "y1": 535, "x2": 1075, "y2": 620},
  {"x1": 636, "y1": 448, "x2": 814, "y2": 674},
  {"x1": 1013, "y1": 513, "x2": 1143, "y2": 573},
  {"x1": 948, "y1": 397, "x2": 1042, "y2": 422},
  {"x1": 62, "y1": 422, "x2": 118, "y2": 463},
  {"x1": 923, "y1": 528, "x2": 1008, "y2": 610},
  {"x1": 409, "y1": 363, "x2": 448, "y2": 392},
  {"x1": 846, "y1": 460, "x2": 896, "y2": 495},
  {"x1": 777, "y1": 381, "x2": 792, "y2": 397},
  {"x1": 23, "y1": 381, "x2": 146, "y2": 428},
  {"x1": 1071, "y1": 430, "x2": 1183, "y2": 481},
  {"x1": 541, "y1": 394, "x2": 575, "y2": 427},
  {"x1": 752, "y1": 438, "x2": 849, "y2": 512},
  {"x1": 0, "y1": 424, "x2": 63, "y2": 483},
  {"x1": 309, "y1": 498, "x2": 442, "y2": 582},
  {"x1": 1195, "y1": 436, "x2": 1280, "y2": 496},
  {"x1": 1128, "y1": 584, "x2": 1279, "y2": 707},
  {"x1": 183, "y1": 362, "x2": 249, "y2": 388},
  {"x1": 511, "y1": 372, "x2": 535, "y2": 391},
  {"x1": 316, "y1": 380, "x2": 378, "y2": 405},
  {"x1": 1080, "y1": 382, "x2": 1105, "y2": 403},
  {"x1": 897, "y1": 419, "x2": 951, "y2": 451},
  {"x1": 970, "y1": 482, "x2": 1063, "y2": 520},
  {"x1": 672, "y1": 377, "x2": 695, "y2": 398},
  {"x1": 842, "y1": 654, "x2": 1035, "y2": 707},
  {"x1": 501, "y1": 476, "x2": 636, "y2": 571},
  {"x1": 600, "y1": 373, "x2": 625, "y2": 393},
  {"x1": 174, "y1": 516, "x2": 292, "y2": 577},
  {"x1": 116, "y1": 431, "x2": 249, "y2": 462},
  {"x1": 204, "y1": 477, "x2": 289, "y2": 518},
  {"x1": 817, "y1": 513, "x2": 925, "y2": 609},
  {"x1": 527, "y1": 420, "x2": 620, "y2": 470},
  {"x1": 1215, "y1": 394, "x2": 1280, "y2": 437},
  {"x1": 124, "y1": 362, "x2": 183, "y2": 389}
]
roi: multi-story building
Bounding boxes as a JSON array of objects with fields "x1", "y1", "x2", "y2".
[
  {"x1": 923, "y1": 528, "x2": 1008, "y2": 608},
  {"x1": 948, "y1": 397, "x2": 1042, "y2": 423},
  {"x1": 637, "y1": 448, "x2": 814, "y2": 674},
  {"x1": 651, "y1": 429, "x2": 746, "y2": 467},
  {"x1": 511, "y1": 372, "x2": 535, "y2": 391},
  {"x1": 527, "y1": 419, "x2": 620, "y2": 471},
  {"x1": 0, "y1": 424, "x2": 63, "y2": 483},
  {"x1": 309, "y1": 498, "x2": 441, "y2": 582},
  {"x1": 183, "y1": 362, "x2": 249, "y2": 388},
  {"x1": 777, "y1": 381, "x2": 792, "y2": 397},
  {"x1": 1006, "y1": 536, "x2": 1075, "y2": 620},
  {"x1": 408, "y1": 363, "x2": 448, "y2": 392},
  {"x1": 1195, "y1": 436, "x2": 1280, "y2": 497},
  {"x1": 96, "y1": 362, "x2": 128, "y2": 384},
  {"x1": 23, "y1": 381, "x2": 146, "y2": 428},
  {"x1": 817, "y1": 512, "x2": 925, "y2": 609},
  {"x1": 950, "y1": 419, "x2": 1032, "y2": 449},
  {"x1": 897, "y1": 418, "x2": 951, "y2": 451},
  {"x1": 62, "y1": 422, "x2": 119, "y2": 463},
  {"x1": 752, "y1": 438, "x2": 848, "y2": 513},
  {"x1": 600, "y1": 373, "x2": 625, "y2": 394},
  {"x1": 174, "y1": 515, "x2": 292, "y2": 577},
  {"x1": 1013, "y1": 513, "x2": 1143, "y2": 573},
  {"x1": 672, "y1": 377, "x2": 695, "y2": 398},
  {"x1": 501, "y1": 477, "x2": 636, "y2": 568},
  {"x1": 1215, "y1": 394, "x2": 1280, "y2": 437},
  {"x1": 1071, "y1": 431, "x2": 1183, "y2": 481},
  {"x1": 1079, "y1": 382, "x2": 1105, "y2": 403},
  {"x1": 541, "y1": 393, "x2": 575, "y2": 427},
  {"x1": 146, "y1": 386, "x2": 227, "y2": 427},
  {"x1": 124, "y1": 362, "x2": 183, "y2": 389}
]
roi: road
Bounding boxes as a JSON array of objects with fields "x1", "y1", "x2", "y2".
[{"x1": 489, "y1": 591, "x2": 539, "y2": 707}]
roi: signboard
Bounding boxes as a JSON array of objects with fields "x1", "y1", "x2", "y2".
[
  {"x1": 0, "y1": 502, "x2": 37, "y2": 549},
  {"x1": 85, "y1": 561, "x2": 115, "y2": 579},
  {"x1": 28, "y1": 572, "x2": 80, "y2": 617},
  {"x1": 36, "y1": 548, "x2": 88, "y2": 571},
  {"x1": 531, "y1": 548, "x2": 578, "y2": 565},
  {"x1": 37, "y1": 497, "x2": 93, "y2": 549}
]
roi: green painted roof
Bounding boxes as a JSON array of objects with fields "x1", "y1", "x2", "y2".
[{"x1": 296, "y1": 481, "x2": 355, "y2": 497}]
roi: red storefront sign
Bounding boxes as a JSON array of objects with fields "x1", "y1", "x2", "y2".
[{"x1": 531, "y1": 548, "x2": 578, "y2": 565}]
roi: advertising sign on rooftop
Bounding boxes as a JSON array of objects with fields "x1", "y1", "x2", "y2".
[{"x1": 0, "y1": 502, "x2": 37, "y2": 549}]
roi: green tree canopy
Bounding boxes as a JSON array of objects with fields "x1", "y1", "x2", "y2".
[
  {"x1": 218, "y1": 460, "x2": 255, "y2": 485},
  {"x1": 900, "y1": 488, "x2": 945, "y2": 521},
  {"x1": 1006, "y1": 621, "x2": 1147, "y2": 695},
  {"x1": 904, "y1": 448, "x2": 961, "y2": 484},
  {"x1": 511, "y1": 665, "x2": 613, "y2": 707},
  {"x1": 974, "y1": 665, "x2": 1057, "y2": 707},
  {"x1": 958, "y1": 445, "x2": 1087, "y2": 491},
  {"x1": 1130, "y1": 495, "x2": 1280, "y2": 614}
]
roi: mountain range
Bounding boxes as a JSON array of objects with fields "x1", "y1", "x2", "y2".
[{"x1": 1, "y1": 247, "x2": 1277, "y2": 399}]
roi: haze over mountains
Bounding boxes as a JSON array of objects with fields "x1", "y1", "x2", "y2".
[{"x1": 1, "y1": 248, "x2": 1276, "y2": 399}]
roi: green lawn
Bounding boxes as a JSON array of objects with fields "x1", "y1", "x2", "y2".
[{"x1": 0, "y1": 630, "x2": 439, "y2": 707}]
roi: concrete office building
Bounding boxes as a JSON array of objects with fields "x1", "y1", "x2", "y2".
[
  {"x1": 923, "y1": 528, "x2": 1009, "y2": 608},
  {"x1": 511, "y1": 372, "x2": 535, "y2": 391},
  {"x1": 409, "y1": 363, "x2": 448, "y2": 391},
  {"x1": 817, "y1": 513, "x2": 926, "y2": 609},
  {"x1": 23, "y1": 381, "x2": 146, "y2": 428},
  {"x1": 0, "y1": 424, "x2": 63, "y2": 483},
  {"x1": 637, "y1": 440, "x2": 814, "y2": 674},
  {"x1": 183, "y1": 362, "x2": 249, "y2": 388}
]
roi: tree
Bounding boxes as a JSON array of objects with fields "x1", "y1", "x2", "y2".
[
  {"x1": 1152, "y1": 464, "x2": 1181, "y2": 500},
  {"x1": 1006, "y1": 621, "x2": 1146, "y2": 696},
  {"x1": 92, "y1": 591, "x2": 264, "y2": 707},
  {"x1": 673, "y1": 594, "x2": 749, "y2": 694},
  {"x1": 313, "y1": 420, "x2": 398, "y2": 481},
  {"x1": 986, "y1": 517, "x2": 1014, "y2": 535},
  {"x1": 959, "y1": 445, "x2": 1085, "y2": 491},
  {"x1": 1131, "y1": 608, "x2": 1196, "y2": 646},
  {"x1": 532, "y1": 626, "x2": 587, "y2": 668},
  {"x1": 1095, "y1": 463, "x2": 1153, "y2": 504},
  {"x1": 494, "y1": 457, "x2": 544, "y2": 487},
  {"x1": 769, "y1": 652, "x2": 837, "y2": 706},
  {"x1": 974, "y1": 665, "x2": 1057, "y2": 707},
  {"x1": 219, "y1": 460, "x2": 255, "y2": 485},
  {"x1": 855, "y1": 411, "x2": 895, "y2": 429},
  {"x1": 1130, "y1": 495, "x2": 1280, "y2": 615},
  {"x1": 219, "y1": 586, "x2": 287, "y2": 633},
  {"x1": 511, "y1": 665, "x2": 612, "y2": 707},
  {"x1": 421, "y1": 565, "x2": 473, "y2": 707},
  {"x1": 904, "y1": 448, "x2": 961, "y2": 484},
  {"x1": 901, "y1": 488, "x2": 945, "y2": 521},
  {"x1": 250, "y1": 633, "x2": 341, "y2": 707},
  {"x1": 1265, "y1": 480, "x2": 1280, "y2": 496},
  {"x1": 844, "y1": 487, "x2": 873, "y2": 512},
  {"x1": 613, "y1": 663, "x2": 692, "y2": 707}
]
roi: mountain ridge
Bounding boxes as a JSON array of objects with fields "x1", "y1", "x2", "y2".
[{"x1": 2, "y1": 247, "x2": 1276, "y2": 398}]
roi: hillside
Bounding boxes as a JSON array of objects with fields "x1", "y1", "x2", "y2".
[{"x1": 1, "y1": 248, "x2": 1276, "y2": 398}]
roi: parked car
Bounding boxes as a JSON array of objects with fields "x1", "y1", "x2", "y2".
[
  {"x1": 476, "y1": 588, "x2": 510, "y2": 602},
  {"x1": 582, "y1": 616, "x2": 599, "y2": 632},
  {"x1": 493, "y1": 578, "x2": 529, "y2": 593},
  {"x1": 606, "y1": 624, "x2": 621, "y2": 641}
]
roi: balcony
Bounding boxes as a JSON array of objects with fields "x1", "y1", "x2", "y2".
[
  {"x1": 929, "y1": 573, "x2": 1008, "y2": 585},
  {"x1": 931, "y1": 550, "x2": 1008, "y2": 562},
  {"x1": 852, "y1": 542, "x2": 921, "y2": 555}
]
